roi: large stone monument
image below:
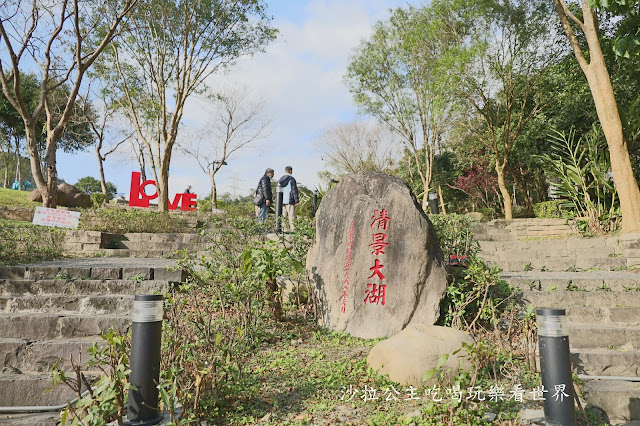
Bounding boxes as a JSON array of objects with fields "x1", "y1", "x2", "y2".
[{"x1": 306, "y1": 171, "x2": 448, "y2": 339}]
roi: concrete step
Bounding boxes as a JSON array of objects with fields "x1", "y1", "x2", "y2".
[
  {"x1": 0, "y1": 372, "x2": 78, "y2": 407},
  {"x1": 0, "y1": 412, "x2": 59, "y2": 425},
  {"x1": 0, "y1": 337, "x2": 96, "y2": 372},
  {"x1": 0, "y1": 279, "x2": 170, "y2": 296},
  {"x1": 0, "y1": 295, "x2": 135, "y2": 314},
  {"x1": 583, "y1": 379, "x2": 640, "y2": 422},
  {"x1": 519, "y1": 290, "x2": 640, "y2": 308},
  {"x1": 565, "y1": 307, "x2": 640, "y2": 326},
  {"x1": 0, "y1": 266, "x2": 185, "y2": 282},
  {"x1": 504, "y1": 271, "x2": 640, "y2": 292},
  {"x1": 489, "y1": 256, "x2": 626, "y2": 272},
  {"x1": 572, "y1": 349, "x2": 640, "y2": 377},
  {"x1": 568, "y1": 324, "x2": 640, "y2": 349},
  {"x1": 0, "y1": 313, "x2": 129, "y2": 339}
]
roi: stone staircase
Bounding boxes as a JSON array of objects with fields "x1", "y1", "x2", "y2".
[
  {"x1": 474, "y1": 219, "x2": 640, "y2": 423},
  {"x1": 0, "y1": 260, "x2": 184, "y2": 415}
]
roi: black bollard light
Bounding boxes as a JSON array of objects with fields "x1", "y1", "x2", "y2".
[
  {"x1": 536, "y1": 308, "x2": 576, "y2": 426},
  {"x1": 275, "y1": 183, "x2": 283, "y2": 234},
  {"x1": 126, "y1": 294, "x2": 164, "y2": 425},
  {"x1": 312, "y1": 189, "x2": 318, "y2": 218},
  {"x1": 428, "y1": 192, "x2": 439, "y2": 214}
]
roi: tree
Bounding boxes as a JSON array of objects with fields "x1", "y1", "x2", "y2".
[
  {"x1": 78, "y1": 84, "x2": 132, "y2": 198},
  {"x1": 101, "y1": 0, "x2": 277, "y2": 211},
  {"x1": 553, "y1": 0, "x2": 640, "y2": 233},
  {"x1": 0, "y1": 0, "x2": 137, "y2": 207},
  {"x1": 182, "y1": 86, "x2": 270, "y2": 210},
  {"x1": 75, "y1": 176, "x2": 117, "y2": 199},
  {"x1": 345, "y1": 3, "x2": 467, "y2": 210},
  {"x1": 314, "y1": 120, "x2": 399, "y2": 176},
  {"x1": 454, "y1": 0, "x2": 560, "y2": 219}
]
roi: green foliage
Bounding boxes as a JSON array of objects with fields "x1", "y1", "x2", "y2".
[
  {"x1": 160, "y1": 215, "x2": 315, "y2": 422},
  {"x1": 79, "y1": 208, "x2": 193, "y2": 233},
  {"x1": 75, "y1": 176, "x2": 117, "y2": 199},
  {"x1": 439, "y1": 257, "x2": 513, "y2": 331},
  {"x1": 51, "y1": 328, "x2": 130, "y2": 425},
  {"x1": 533, "y1": 200, "x2": 569, "y2": 218},
  {"x1": 0, "y1": 220, "x2": 65, "y2": 265},
  {"x1": 90, "y1": 193, "x2": 109, "y2": 208},
  {"x1": 539, "y1": 126, "x2": 621, "y2": 233},
  {"x1": 429, "y1": 213, "x2": 480, "y2": 260}
]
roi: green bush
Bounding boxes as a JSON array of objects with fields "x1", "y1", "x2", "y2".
[
  {"x1": 533, "y1": 200, "x2": 568, "y2": 218},
  {"x1": 160, "y1": 215, "x2": 315, "y2": 423},
  {"x1": 0, "y1": 220, "x2": 65, "y2": 265},
  {"x1": 429, "y1": 213, "x2": 479, "y2": 260},
  {"x1": 79, "y1": 208, "x2": 193, "y2": 233},
  {"x1": 90, "y1": 193, "x2": 109, "y2": 208}
]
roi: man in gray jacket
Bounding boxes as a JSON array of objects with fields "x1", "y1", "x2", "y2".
[{"x1": 278, "y1": 166, "x2": 299, "y2": 231}]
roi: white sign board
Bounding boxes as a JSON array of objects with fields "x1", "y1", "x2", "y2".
[{"x1": 32, "y1": 206, "x2": 81, "y2": 229}]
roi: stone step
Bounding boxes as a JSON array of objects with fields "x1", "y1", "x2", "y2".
[
  {"x1": 0, "y1": 412, "x2": 60, "y2": 425},
  {"x1": 0, "y1": 295, "x2": 135, "y2": 314},
  {"x1": 0, "y1": 337, "x2": 96, "y2": 372},
  {"x1": 0, "y1": 279, "x2": 169, "y2": 296},
  {"x1": 572, "y1": 349, "x2": 640, "y2": 377},
  {"x1": 519, "y1": 290, "x2": 640, "y2": 308},
  {"x1": 565, "y1": 307, "x2": 640, "y2": 326},
  {"x1": 487, "y1": 257, "x2": 626, "y2": 272},
  {"x1": 0, "y1": 372, "x2": 77, "y2": 407},
  {"x1": 583, "y1": 379, "x2": 640, "y2": 422},
  {"x1": 569, "y1": 324, "x2": 640, "y2": 349},
  {"x1": 503, "y1": 271, "x2": 640, "y2": 292},
  {"x1": 0, "y1": 266, "x2": 186, "y2": 282},
  {"x1": 481, "y1": 247, "x2": 619, "y2": 260},
  {"x1": 0, "y1": 313, "x2": 130, "y2": 339}
]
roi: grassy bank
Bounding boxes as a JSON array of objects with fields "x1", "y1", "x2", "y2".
[{"x1": 0, "y1": 187, "x2": 38, "y2": 208}]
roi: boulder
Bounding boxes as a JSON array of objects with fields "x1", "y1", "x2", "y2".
[
  {"x1": 306, "y1": 171, "x2": 447, "y2": 339},
  {"x1": 57, "y1": 182, "x2": 79, "y2": 198},
  {"x1": 70, "y1": 192, "x2": 91, "y2": 208},
  {"x1": 28, "y1": 188, "x2": 42, "y2": 202},
  {"x1": 366, "y1": 324, "x2": 474, "y2": 387},
  {"x1": 27, "y1": 184, "x2": 91, "y2": 208}
]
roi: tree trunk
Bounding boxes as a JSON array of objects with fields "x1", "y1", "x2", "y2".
[
  {"x1": 14, "y1": 137, "x2": 21, "y2": 190},
  {"x1": 266, "y1": 277, "x2": 282, "y2": 321},
  {"x1": 438, "y1": 185, "x2": 447, "y2": 215},
  {"x1": 43, "y1": 146, "x2": 57, "y2": 208},
  {"x1": 421, "y1": 190, "x2": 429, "y2": 212},
  {"x1": 2, "y1": 162, "x2": 8, "y2": 188},
  {"x1": 584, "y1": 53, "x2": 640, "y2": 233},
  {"x1": 157, "y1": 160, "x2": 170, "y2": 211},
  {"x1": 496, "y1": 162, "x2": 513, "y2": 219},
  {"x1": 555, "y1": 0, "x2": 640, "y2": 233},
  {"x1": 96, "y1": 145, "x2": 108, "y2": 196},
  {"x1": 25, "y1": 125, "x2": 50, "y2": 206},
  {"x1": 210, "y1": 173, "x2": 218, "y2": 210}
]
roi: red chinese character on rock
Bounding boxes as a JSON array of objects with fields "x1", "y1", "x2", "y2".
[
  {"x1": 364, "y1": 283, "x2": 387, "y2": 305},
  {"x1": 367, "y1": 259, "x2": 385, "y2": 280},
  {"x1": 369, "y1": 233, "x2": 389, "y2": 255},
  {"x1": 371, "y1": 209, "x2": 391, "y2": 230}
]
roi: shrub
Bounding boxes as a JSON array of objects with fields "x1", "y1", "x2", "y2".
[
  {"x1": 429, "y1": 213, "x2": 479, "y2": 261},
  {"x1": 90, "y1": 193, "x2": 109, "y2": 208},
  {"x1": 0, "y1": 220, "x2": 65, "y2": 265},
  {"x1": 79, "y1": 208, "x2": 193, "y2": 233},
  {"x1": 533, "y1": 200, "x2": 568, "y2": 218}
]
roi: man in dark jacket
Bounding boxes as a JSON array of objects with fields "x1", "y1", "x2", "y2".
[
  {"x1": 278, "y1": 166, "x2": 299, "y2": 231},
  {"x1": 256, "y1": 168, "x2": 274, "y2": 222}
]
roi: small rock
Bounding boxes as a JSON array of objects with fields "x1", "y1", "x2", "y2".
[
  {"x1": 259, "y1": 412, "x2": 272, "y2": 422},
  {"x1": 485, "y1": 411, "x2": 496, "y2": 422}
]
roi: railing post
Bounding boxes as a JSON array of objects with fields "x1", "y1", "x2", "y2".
[{"x1": 126, "y1": 294, "x2": 164, "y2": 425}]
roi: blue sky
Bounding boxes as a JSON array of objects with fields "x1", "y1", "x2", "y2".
[{"x1": 58, "y1": 0, "x2": 421, "y2": 200}]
